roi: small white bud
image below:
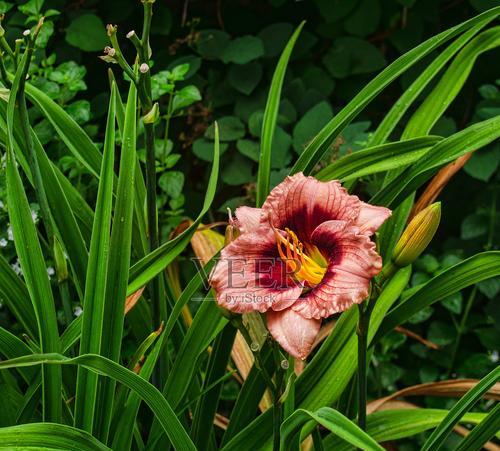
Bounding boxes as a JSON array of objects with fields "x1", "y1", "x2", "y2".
[
  {"x1": 139, "y1": 63, "x2": 149, "y2": 73},
  {"x1": 126, "y1": 30, "x2": 136, "y2": 39},
  {"x1": 23, "y1": 29, "x2": 31, "y2": 36}
]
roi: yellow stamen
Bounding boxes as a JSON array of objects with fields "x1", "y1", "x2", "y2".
[{"x1": 274, "y1": 227, "x2": 326, "y2": 286}]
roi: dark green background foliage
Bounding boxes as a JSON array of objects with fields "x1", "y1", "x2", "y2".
[{"x1": 0, "y1": 0, "x2": 498, "y2": 448}]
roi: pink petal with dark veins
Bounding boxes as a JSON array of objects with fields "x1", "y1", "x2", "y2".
[
  {"x1": 210, "y1": 225, "x2": 303, "y2": 314},
  {"x1": 267, "y1": 308, "x2": 321, "y2": 360},
  {"x1": 262, "y1": 173, "x2": 361, "y2": 243},
  {"x1": 292, "y1": 220, "x2": 382, "y2": 319},
  {"x1": 234, "y1": 206, "x2": 263, "y2": 234},
  {"x1": 354, "y1": 202, "x2": 392, "y2": 236}
]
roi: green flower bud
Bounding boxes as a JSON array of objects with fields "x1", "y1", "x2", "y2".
[
  {"x1": 392, "y1": 202, "x2": 441, "y2": 267},
  {"x1": 53, "y1": 237, "x2": 68, "y2": 283},
  {"x1": 142, "y1": 102, "x2": 159, "y2": 124}
]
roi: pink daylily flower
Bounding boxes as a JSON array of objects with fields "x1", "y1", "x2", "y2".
[{"x1": 211, "y1": 173, "x2": 391, "y2": 360}]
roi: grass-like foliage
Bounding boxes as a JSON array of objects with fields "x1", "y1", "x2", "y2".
[{"x1": 0, "y1": 3, "x2": 498, "y2": 451}]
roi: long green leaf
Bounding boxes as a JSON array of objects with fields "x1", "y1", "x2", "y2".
[
  {"x1": 281, "y1": 408, "x2": 383, "y2": 451},
  {"x1": 371, "y1": 116, "x2": 500, "y2": 208},
  {"x1": 191, "y1": 323, "x2": 237, "y2": 448},
  {"x1": 256, "y1": 21, "x2": 304, "y2": 206},
  {"x1": 0, "y1": 423, "x2": 110, "y2": 450},
  {"x1": 0, "y1": 353, "x2": 196, "y2": 451},
  {"x1": 316, "y1": 137, "x2": 441, "y2": 182},
  {"x1": 95, "y1": 81, "x2": 137, "y2": 442},
  {"x1": 290, "y1": 7, "x2": 500, "y2": 175},
  {"x1": 0, "y1": 100, "x2": 90, "y2": 296},
  {"x1": 422, "y1": 366, "x2": 500, "y2": 451},
  {"x1": 368, "y1": 21, "x2": 495, "y2": 146},
  {"x1": 376, "y1": 252, "x2": 500, "y2": 341},
  {"x1": 111, "y1": 329, "x2": 164, "y2": 450},
  {"x1": 404, "y1": 26, "x2": 500, "y2": 137},
  {"x1": 455, "y1": 402, "x2": 500, "y2": 451},
  {"x1": 165, "y1": 298, "x2": 227, "y2": 409},
  {"x1": 0, "y1": 326, "x2": 36, "y2": 384},
  {"x1": 0, "y1": 256, "x2": 37, "y2": 340},
  {"x1": 74, "y1": 84, "x2": 117, "y2": 432},
  {"x1": 127, "y1": 122, "x2": 220, "y2": 294},
  {"x1": 25, "y1": 83, "x2": 101, "y2": 177},
  {"x1": 324, "y1": 409, "x2": 492, "y2": 450},
  {"x1": 147, "y1": 297, "x2": 227, "y2": 449},
  {"x1": 5, "y1": 51, "x2": 61, "y2": 422}
]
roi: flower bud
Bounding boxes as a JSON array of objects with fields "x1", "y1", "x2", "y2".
[
  {"x1": 143, "y1": 102, "x2": 159, "y2": 124},
  {"x1": 104, "y1": 46, "x2": 116, "y2": 57},
  {"x1": 392, "y1": 202, "x2": 441, "y2": 267},
  {"x1": 106, "y1": 24, "x2": 117, "y2": 37},
  {"x1": 53, "y1": 237, "x2": 68, "y2": 283},
  {"x1": 139, "y1": 63, "x2": 149, "y2": 73},
  {"x1": 224, "y1": 208, "x2": 240, "y2": 245}
]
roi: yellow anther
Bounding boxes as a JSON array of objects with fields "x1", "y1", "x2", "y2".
[{"x1": 274, "y1": 227, "x2": 326, "y2": 286}]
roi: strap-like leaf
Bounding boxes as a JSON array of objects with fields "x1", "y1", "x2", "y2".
[
  {"x1": 324, "y1": 408, "x2": 492, "y2": 450},
  {"x1": 94, "y1": 81, "x2": 137, "y2": 442},
  {"x1": 5, "y1": 49, "x2": 61, "y2": 423},
  {"x1": 127, "y1": 122, "x2": 220, "y2": 294},
  {"x1": 280, "y1": 407, "x2": 383, "y2": 451},
  {"x1": 0, "y1": 256, "x2": 37, "y2": 340},
  {"x1": 422, "y1": 366, "x2": 500, "y2": 451},
  {"x1": 316, "y1": 137, "x2": 441, "y2": 182},
  {"x1": 455, "y1": 402, "x2": 500, "y2": 451},
  {"x1": 290, "y1": 7, "x2": 500, "y2": 175},
  {"x1": 256, "y1": 21, "x2": 304, "y2": 206},
  {"x1": 376, "y1": 252, "x2": 500, "y2": 341},
  {"x1": 0, "y1": 422, "x2": 110, "y2": 450},
  {"x1": 0, "y1": 353, "x2": 196, "y2": 451},
  {"x1": 369, "y1": 21, "x2": 496, "y2": 146},
  {"x1": 74, "y1": 83, "x2": 117, "y2": 432}
]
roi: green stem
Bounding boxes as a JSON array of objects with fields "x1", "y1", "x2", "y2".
[
  {"x1": 356, "y1": 301, "x2": 370, "y2": 431},
  {"x1": 108, "y1": 31, "x2": 137, "y2": 84},
  {"x1": 0, "y1": 53, "x2": 11, "y2": 88},
  {"x1": 137, "y1": 2, "x2": 163, "y2": 388},
  {"x1": 162, "y1": 93, "x2": 174, "y2": 164},
  {"x1": 271, "y1": 342, "x2": 285, "y2": 451}
]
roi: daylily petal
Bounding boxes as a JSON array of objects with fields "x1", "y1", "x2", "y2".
[
  {"x1": 266, "y1": 308, "x2": 321, "y2": 360},
  {"x1": 354, "y1": 202, "x2": 392, "y2": 236},
  {"x1": 234, "y1": 206, "x2": 262, "y2": 234},
  {"x1": 292, "y1": 220, "x2": 382, "y2": 319},
  {"x1": 211, "y1": 226, "x2": 303, "y2": 314},
  {"x1": 262, "y1": 173, "x2": 360, "y2": 243}
]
